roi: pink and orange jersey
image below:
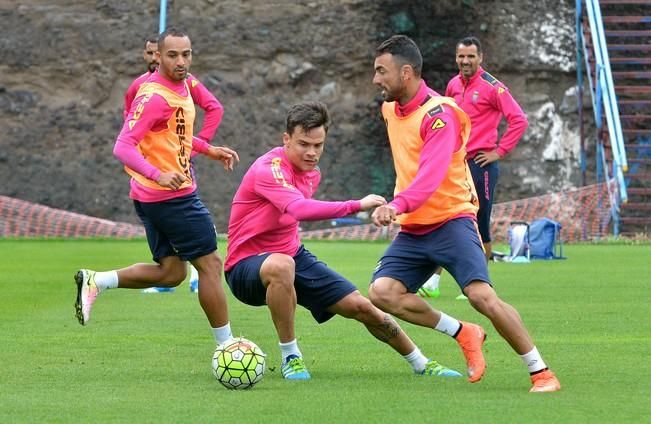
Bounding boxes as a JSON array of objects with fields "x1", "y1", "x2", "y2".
[
  {"x1": 382, "y1": 81, "x2": 478, "y2": 232},
  {"x1": 445, "y1": 66, "x2": 527, "y2": 158},
  {"x1": 124, "y1": 80, "x2": 195, "y2": 190},
  {"x1": 114, "y1": 71, "x2": 198, "y2": 202},
  {"x1": 123, "y1": 72, "x2": 152, "y2": 120},
  {"x1": 225, "y1": 146, "x2": 360, "y2": 271},
  {"x1": 123, "y1": 72, "x2": 224, "y2": 146}
]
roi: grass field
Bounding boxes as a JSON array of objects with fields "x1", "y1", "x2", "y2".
[{"x1": 1, "y1": 239, "x2": 650, "y2": 423}]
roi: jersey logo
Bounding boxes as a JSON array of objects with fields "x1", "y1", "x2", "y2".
[
  {"x1": 426, "y1": 105, "x2": 444, "y2": 117},
  {"x1": 480, "y1": 71, "x2": 499, "y2": 86},
  {"x1": 472, "y1": 91, "x2": 479, "y2": 104},
  {"x1": 128, "y1": 92, "x2": 154, "y2": 130},
  {"x1": 270, "y1": 157, "x2": 295, "y2": 190},
  {"x1": 431, "y1": 118, "x2": 446, "y2": 130},
  {"x1": 498, "y1": 87, "x2": 506, "y2": 94},
  {"x1": 191, "y1": 79, "x2": 199, "y2": 88}
]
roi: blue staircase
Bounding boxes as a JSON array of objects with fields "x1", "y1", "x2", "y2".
[{"x1": 577, "y1": 0, "x2": 651, "y2": 237}]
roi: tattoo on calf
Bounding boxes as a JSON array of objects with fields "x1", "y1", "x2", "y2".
[{"x1": 368, "y1": 314, "x2": 401, "y2": 342}]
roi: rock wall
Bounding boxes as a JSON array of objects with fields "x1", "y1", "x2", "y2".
[{"x1": 0, "y1": 0, "x2": 586, "y2": 230}]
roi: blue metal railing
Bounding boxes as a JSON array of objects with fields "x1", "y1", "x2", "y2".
[
  {"x1": 587, "y1": 1, "x2": 628, "y2": 172},
  {"x1": 576, "y1": 0, "x2": 629, "y2": 235},
  {"x1": 159, "y1": 0, "x2": 167, "y2": 34}
]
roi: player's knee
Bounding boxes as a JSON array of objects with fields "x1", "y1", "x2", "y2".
[
  {"x1": 367, "y1": 283, "x2": 380, "y2": 304},
  {"x1": 261, "y1": 255, "x2": 295, "y2": 287},
  {"x1": 190, "y1": 251, "x2": 224, "y2": 281},
  {"x1": 337, "y1": 294, "x2": 383, "y2": 325},
  {"x1": 349, "y1": 295, "x2": 378, "y2": 320},
  {"x1": 263, "y1": 255, "x2": 294, "y2": 276},
  {"x1": 466, "y1": 283, "x2": 498, "y2": 314},
  {"x1": 368, "y1": 280, "x2": 393, "y2": 309},
  {"x1": 159, "y1": 264, "x2": 187, "y2": 286},
  {"x1": 193, "y1": 252, "x2": 223, "y2": 275}
]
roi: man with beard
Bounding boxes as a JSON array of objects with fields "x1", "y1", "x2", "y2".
[
  {"x1": 123, "y1": 35, "x2": 160, "y2": 120},
  {"x1": 368, "y1": 35, "x2": 559, "y2": 393},
  {"x1": 124, "y1": 34, "x2": 225, "y2": 294},
  {"x1": 74, "y1": 28, "x2": 239, "y2": 352},
  {"x1": 419, "y1": 36, "x2": 528, "y2": 299}
]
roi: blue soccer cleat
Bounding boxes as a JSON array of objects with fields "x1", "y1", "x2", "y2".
[
  {"x1": 417, "y1": 359, "x2": 462, "y2": 377},
  {"x1": 189, "y1": 279, "x2": 199, "y2": 293},
  {"x1": 281, "y1": 355, "x2": 311, "y2": 380},
  {"x1": 189, "y1": 265, "x2": 199, "y2": 293},
  {"x1": 142, "y1": 287, "x2": 175, "y2": 293}
]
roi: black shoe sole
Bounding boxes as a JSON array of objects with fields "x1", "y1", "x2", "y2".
[{"x1": 74, "y1": 270, "x2": 86, "y2": 325}]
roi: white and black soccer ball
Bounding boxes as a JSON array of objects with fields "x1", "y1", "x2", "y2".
[{"x1": 212, "y1": 337, "x2": 266, "y2": 390}]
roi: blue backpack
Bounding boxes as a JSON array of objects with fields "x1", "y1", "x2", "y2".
[{"x1": 529, "y1": 218, "x2": 564, "y2": 260}]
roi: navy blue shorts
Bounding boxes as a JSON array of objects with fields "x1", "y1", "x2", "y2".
[
  {"x1": 371, "y1": 218, "x2": 491, "y2": 292},
  {"x1": 468, "y1": 159, "x2": 499, "y2": 243},
  {"x1": 133, "y1": 192, "x2": 217, "y2": 263},
  {"x1": 225, "y1": 245, "x2": 357, "y2": 324}
]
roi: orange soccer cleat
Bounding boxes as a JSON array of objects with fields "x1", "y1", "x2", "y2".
[
  {"x1": 529, "y1": 369, "x2": 561, "y2": 393},
  {"x1": 455, "y1": 321, "x2": 486, "y2": 383}
]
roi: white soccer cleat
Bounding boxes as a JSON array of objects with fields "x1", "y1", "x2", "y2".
[{"x1": 74, "y1": 269, "x2": 100, "y2": 326}]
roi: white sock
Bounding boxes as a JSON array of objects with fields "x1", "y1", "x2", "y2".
[
  {"x1": 423, "y1": 273, "x2": 440, "y2": 290},
  {"x1": 94, "y1": 271, "x2": 118, "y2": 290},
  {"x1": 520, "y1": 346, "x2": 547, "y2": 374},
  {"x1": 434, "y1": 312, "x2": 461, "y2": 337},
  {"x1": 403, "y1": 347, "x2": 429, "y2": 372},
  {"x1": 279, "y1": 339, "x2": 302, "y2": 362},
  {"x1": 212, "y1": 322, "x2": 233, "y2": 345}
]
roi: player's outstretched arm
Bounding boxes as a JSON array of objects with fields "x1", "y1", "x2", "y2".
[
  {"x1": 359, "y1": 194, "x2": 387, "y2": 211},
  {"x1": 205, "y1": 146, "x2": 240, "y2": 171}
]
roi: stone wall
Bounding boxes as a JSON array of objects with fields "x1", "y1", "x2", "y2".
[{"x1": 0, "y1": 0, "x2": 587, "y2": 230}]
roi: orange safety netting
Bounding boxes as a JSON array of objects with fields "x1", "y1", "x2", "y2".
[
  {"x1": 0, "y1": 195, "x2": 144, "y2": 238},
  {"x1": 302, "y1": 183, "x2": 614, "y2": 243},
  {"x1": 0, "y1": 183, "x2": 613, "y2": 241}
]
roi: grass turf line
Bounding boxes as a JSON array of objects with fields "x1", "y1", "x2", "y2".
[{"x1": 0, "y1": 240, "x2": 649, "y2": 422}]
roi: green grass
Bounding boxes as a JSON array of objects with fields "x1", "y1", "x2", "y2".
[{"x1": 1, "y1": 239, "x2": 650, "y2": 423}]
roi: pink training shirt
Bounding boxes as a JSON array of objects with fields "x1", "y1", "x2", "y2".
[
  {"x1": 225, "y1": 146, "x2": 361, "y2": 271},
  {"x1": 445, "y1": 67, "x2": 528, "y2": 158},
  {"x1": 114, "y1": 71, "x2": 216, "y2": 202}
]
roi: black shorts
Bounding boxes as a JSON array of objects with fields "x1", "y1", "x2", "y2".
[
  {"x1": 371, "y1": 218, "x2": 491, "y2": 291},
  {"x1": 133, "y1": 192, "x2": 217, "y2": 262},
  {"x1": 225, "y1": 245, "x2": 357, "y2": 324}
]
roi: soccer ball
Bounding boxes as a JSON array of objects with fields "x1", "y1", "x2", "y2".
[{"x1": 212, "y1": 337, "x2": 266, "y2": 390}]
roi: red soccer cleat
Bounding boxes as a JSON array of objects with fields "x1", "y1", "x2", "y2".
[
  {"x1": 455, "y1": 321, "x2": 486, "y2": 383},
  {"x1": 529, "y1": 369, "x2": 561, "y2": 393}
]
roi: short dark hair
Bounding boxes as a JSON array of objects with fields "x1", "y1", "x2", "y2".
[
  {"x1": 375, "y1": 35, "x2": 423, "y2": 76},
  {"x1": 158, "y1": 27, "x2": 190, "y2": 50},
  {"x1": 457, "y1": 36, "x2": 482, "y2": 54},
  {"x1": 285, "y1": 101, "x2": 330, "y2": 135},
  {"x1": 144, "y1": 35, "x2": 158, "y2": 49}
]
